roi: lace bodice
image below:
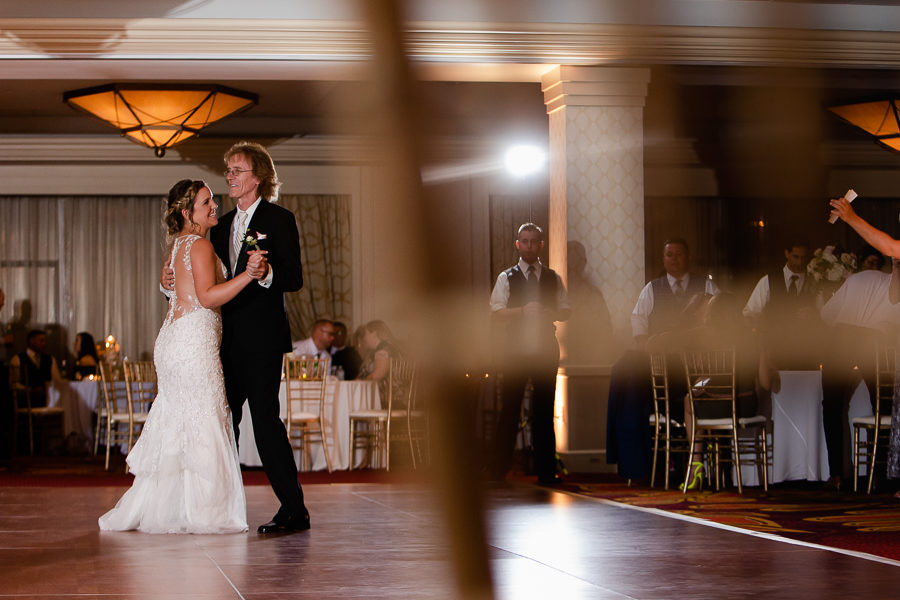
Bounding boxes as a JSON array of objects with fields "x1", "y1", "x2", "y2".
[{"x1": 164, "y1": 234, "x2": 226, "y2": 326}]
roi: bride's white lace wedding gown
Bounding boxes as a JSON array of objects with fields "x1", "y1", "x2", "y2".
[{"x1": 99, "y1": 234, "x2": 248, "y2": 533}]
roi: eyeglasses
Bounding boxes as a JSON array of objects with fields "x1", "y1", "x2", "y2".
[{"x1": 223, "y1": 168, "x2": 252, "y2": 177}]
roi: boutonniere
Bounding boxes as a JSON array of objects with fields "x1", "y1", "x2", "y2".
[{"x1": 243, "y1": 231, "x2": 267, "y2": 250}]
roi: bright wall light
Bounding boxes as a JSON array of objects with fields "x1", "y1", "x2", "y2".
[{"x1": 504, "y1": 145, "x2": 546, "y2": 177}]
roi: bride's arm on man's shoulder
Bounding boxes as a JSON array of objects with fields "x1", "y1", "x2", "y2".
[{"x1": 190, "y1": 238, "x2": 256, "y2": 308}]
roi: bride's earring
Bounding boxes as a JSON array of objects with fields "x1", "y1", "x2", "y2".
[{"x1": 190, "y1": 221, "x2": 200, "y2": 234}]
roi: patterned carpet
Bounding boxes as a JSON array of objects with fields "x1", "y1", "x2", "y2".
[{"x1": 558, "y1": 475, "x2": 900, "y2": 562}]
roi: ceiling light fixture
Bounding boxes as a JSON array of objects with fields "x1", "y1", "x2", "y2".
[
  {"x1": 63, "y1": 84, "x2": 258, "y2": 157},
  {"x1": 828, "y1": 99, "x2": 900, "y2": 153}
]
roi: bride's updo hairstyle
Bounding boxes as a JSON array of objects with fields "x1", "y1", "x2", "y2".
[{"x1": 164, "y1": 179, "x2": 208, "y2": 242}]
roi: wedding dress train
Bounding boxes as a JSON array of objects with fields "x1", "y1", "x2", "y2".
[{"x1": 99, "y1": 234, "x2": 247, "y2": 533}]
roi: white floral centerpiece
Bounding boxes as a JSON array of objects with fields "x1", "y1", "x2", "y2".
[{"x1": 807, "y1": 245, "x2": 856, "y2": 302}]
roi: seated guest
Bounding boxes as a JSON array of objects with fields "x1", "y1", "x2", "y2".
[
  {"x1": 71, "y1": 331, "x2": 99, "y2": 380},
  {"x1": 858, "y1": 244, "x2": 885, "y2": 272},
  {"x1": 607, "y1": 238, "x2": 719, "y2": 482},
  {"x1": 357, "y1": 320, "x2": 404, "y2": 408},
  {"x1": 291, "y1": 319, "x2": 335, "y2": 360},
  {"x1": 330, "y1": 321, "x2": 362, "y2": 380},
  {"x1": 9, "y1": 329, "x2": 63, "y2": 407},
  {"x1": 655, "y1": 293, "x2": 767, "y2": 490}
]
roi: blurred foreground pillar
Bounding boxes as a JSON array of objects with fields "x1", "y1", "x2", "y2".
[{"x1": 542, "y1": 66, "x2": 650, "y2": 472}]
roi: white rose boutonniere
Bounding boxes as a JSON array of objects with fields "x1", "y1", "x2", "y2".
[{"x1": 243, "y1": 231, "x2": 267, "y2": 250}]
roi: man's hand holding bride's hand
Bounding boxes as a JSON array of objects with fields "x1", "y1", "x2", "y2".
[
  {"x1": 160, "y1": 259, "x2": 175, "y2": 291},
  {"x1": 245, "y1": 250, "x2": 269, "y2": 280}
]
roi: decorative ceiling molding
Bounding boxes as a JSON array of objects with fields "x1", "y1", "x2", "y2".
[{"x1": 4, "y1": 19, "x2": 900, "y2": 70}]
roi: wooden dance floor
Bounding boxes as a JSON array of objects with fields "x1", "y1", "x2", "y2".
[{"x1": 1, "y1": 480, "x2": 897, "y2": 598}]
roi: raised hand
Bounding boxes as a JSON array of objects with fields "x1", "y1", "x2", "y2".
[{"x1": 829, "y1": 196, "x2": 858, "y2": 225}]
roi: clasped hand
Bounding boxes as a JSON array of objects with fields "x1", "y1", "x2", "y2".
[{"x1": 245, "y1": 250, "x2": 269, "y2": 280}]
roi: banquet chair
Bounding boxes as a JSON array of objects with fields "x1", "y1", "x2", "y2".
[
  {"x1": 648, "y1": 352, "x2": 688, "y2": 490},
  {"x1": 122, "y1": 359, "x2": 156, "y2": 451},
  {"x1": 852, "y1": 345, "x2": 895, "y2": 494},
  {"x1": 10, "y1": 368, "x2": 64, "y2": 456},
  {"x1": 406, "y1": 366, "x2": 429, "y2": 470},
  {"x1": 283, "y1": 354, "x2": 332, "y2": 473},
  {"x1": 682, "y1": 348, "x2": 770, "y2": 494},
  {"x1": 348, "y1": 358, "x2": 414, "y2": 471},
  {"x1": 98, "y1": 361, "x2": 134, "y2": 470}
]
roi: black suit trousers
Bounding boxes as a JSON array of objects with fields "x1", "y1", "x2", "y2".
[
  {"x1": 493, "y1": 353, "x2": 559, "y2": 480},
  {"x1": 224, "y1": 346, "x2": 306, "y2": 520}
]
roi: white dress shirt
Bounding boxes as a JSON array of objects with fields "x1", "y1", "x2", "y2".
[
  {"x1": 232, "y1": 197, "x2": 273, "y2": 288},
  {"x1": 292, "y1": 337, "x2": 328, "y2": 358},
  {"x1": 631, "y1": 273, "x2": 720, "y2": 338},
  {"x1": 820, "y1": 270, "x2": 900, "y2": 331},
  {"x1": 742, "y1": 265, "x2": 808, "y2": 319},
  {"x1": 490, "y1": 258, "x2": 570, "y2": 313}
]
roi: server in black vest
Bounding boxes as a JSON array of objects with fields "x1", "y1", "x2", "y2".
[
  {"x1": 742, "y1": 241, "x2": 817, "y2": 370},
  {"x1": 9, "y1": 329, "x2": 61, "y2": 408},
  {"x1": 631, "y1": 238, "x2": 719, "y2": 347},
  {"x1": 490, "y1": 223, "x2": 570, "y2": 485},
  {"x1": 608, "y1": 239, "x2": 718, "y2": 481}
]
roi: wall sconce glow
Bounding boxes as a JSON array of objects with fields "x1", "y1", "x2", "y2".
[{"x1": 504, "y1": 145, "x2": 546, "y2": 177}]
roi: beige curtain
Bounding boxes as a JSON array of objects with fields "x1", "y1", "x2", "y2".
[
  {"x1": 0, "y1": 195, "x2": 168, "y2": 364},
  {"x1": 1, "y1": 193, "x2": 351, "y2": 363}
]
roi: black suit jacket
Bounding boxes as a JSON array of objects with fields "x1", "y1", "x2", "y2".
[{"x1": 210, "y1": 199, "x2": 303, "y2": 355}]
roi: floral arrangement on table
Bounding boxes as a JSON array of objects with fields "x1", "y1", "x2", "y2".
[
  {"x1": 807, "y1": 245, "x2": 857, "y2": 283},
  {"x1": 807, "y1": 245, "x2": 857, "y2": 302}
]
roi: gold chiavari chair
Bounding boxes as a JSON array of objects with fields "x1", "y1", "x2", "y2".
[
  {"x1": 10, "y1": 362, "x2": 64, "y2": 456},
  {"x1": 349, "y1": 358, "x2": 415, "y2": 471},
  {"x1": 682, "y1": 348, "x2": 770, "y2": 494},
  {"x1": 283, "y1": 353, "x2": 332, "y2": 472},
  {"x1": 852, "y1": 345, "x2": 895, "y2": 493},
  {"x1": 648, "y1": 352, "x2": 688, "y2": 490},
  {"x1": 98, "y1": 361, "x2": 131, "y2": 470},
  {"x1": 122, "y1": 359, "x2": 156, "y2": 456}
]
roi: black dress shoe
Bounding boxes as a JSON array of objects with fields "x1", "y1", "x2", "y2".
[
  {"x1": 257, "y1": 513, "x2": 311, "y2": 534},
  {"x1": 537, "y1": 473, "x2": 563, "y2": 487}
]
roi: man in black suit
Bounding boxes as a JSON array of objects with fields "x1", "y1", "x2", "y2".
[
  {"x1": 216, "y1": 141, "x2": 309, "y2": 533},
  {"x1": 164, "y1": 141, "x2": 309, "y2": 533}
]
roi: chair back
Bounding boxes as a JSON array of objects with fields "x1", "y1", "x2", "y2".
[
  {"x1": 283, "y1": 354, "x2": 329, "y2": 421},
  {"x1": 387, "y1": 358, "x2": 416, "y2": 413},
  {"x1": 98, "y1": 361, "x2": 128, "y2": 417},
  {"x1": 875, "y1": 345, "x2": 895, "y2": 415},
  {"x1": 123, "y1": 360, "x2": 157, "y2": 421},
  {"x1": 649, "y1": 352, "x2": 669, "y2": 420},
  {"x1": 681, "y1": 348, "x2": 736, "y2": 419}
]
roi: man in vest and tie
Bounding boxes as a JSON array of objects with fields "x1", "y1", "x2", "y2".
[
  {"x1": 607, "y1": 238, "x2": 718, "y2": 481},
  {"x1": 489, "y1": 223, "x2": 570, "y2": 486},
  {"x1": 631, "y1": 238, "x2": 719, "y2": 347},
  {"x1": 742, "y1": 241, "x2": 816, "y2": 370}
]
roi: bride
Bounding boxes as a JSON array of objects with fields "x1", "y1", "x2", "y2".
[{"x1": 99, "y1": 179, "x2": 264, "y2": 533}]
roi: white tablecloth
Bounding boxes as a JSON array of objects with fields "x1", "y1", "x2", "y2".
[
  {"x1": 47, "y1": 378, "x2": 101, "y2": 444},
  {"x1": 238, "y1": 378, "x2": 380, "y2": 471},
  {"x1": 739, "y1": 370, "x2": 873, "y2": 486}
]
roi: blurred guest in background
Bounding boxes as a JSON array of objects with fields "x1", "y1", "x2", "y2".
[
  {"x1": 742, "y1": 241, "x2": 818, "y2": 370},
  {"x1": 357, "y1": 320, "x2": 404, "y2": 408},
  {"x1": 292, "y1": 319, "x2": 335, "y2": 360},
  {"x1": 9, "y1": 329, "x2": 63, "y2": 407},
  {"x1": 858, "y1": 244, "x2": 885, "y2": 272},
  {"x1": 330, "y1": 321, "x2": 361, "y2": 380},
  {"x1": 71, "y1": 331, "x2": 99, "y2": 380}
]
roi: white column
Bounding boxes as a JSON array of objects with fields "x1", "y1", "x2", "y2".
[{"x1": 542, "y1": 66, "x2": 650, "y2": 469}]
